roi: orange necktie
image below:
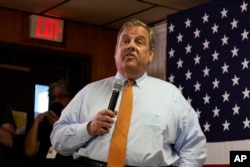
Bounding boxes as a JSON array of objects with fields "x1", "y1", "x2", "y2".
[{"x1": 107, "y1": 80, "x2": 134, "y2": 167}]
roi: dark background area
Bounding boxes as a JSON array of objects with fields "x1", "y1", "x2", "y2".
[{"x1": 0, "y1": 42, "x2": 91, "y2": 162}]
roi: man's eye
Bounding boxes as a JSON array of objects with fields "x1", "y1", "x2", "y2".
[
  {"x1": 136, "y1": 40, "x2": 145, "y2": 45},
  {"x1": 122, "y1": 39, "x2": 129, "y2": 43}
]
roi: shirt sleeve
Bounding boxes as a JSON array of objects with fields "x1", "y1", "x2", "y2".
[
  {"x1": 173, "y1": 93, "x2": 207, "y2": 167},
  {"x1": 50, "y1": 89, "x2": 92, "y2": 156}
]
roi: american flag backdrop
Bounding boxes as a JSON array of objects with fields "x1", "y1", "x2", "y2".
[{"x1": 166, "y1": 0, "x2": 250, "y2": 166}]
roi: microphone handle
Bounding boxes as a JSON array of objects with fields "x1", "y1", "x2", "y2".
[{"x1": 108, "y1": 90, "x2": 120, "y2": 111}]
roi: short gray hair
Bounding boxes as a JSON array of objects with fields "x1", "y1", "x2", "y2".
[
  {"x1": 48, "y1": 79, "x2": 72, "y2": 99},
  {"x1": 117, "y1": 19, "x2": 155, "y2": 50}
]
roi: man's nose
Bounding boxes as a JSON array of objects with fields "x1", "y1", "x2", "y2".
[{"x1": 127, "y1": 41, "x2": 136, "y2": 50}]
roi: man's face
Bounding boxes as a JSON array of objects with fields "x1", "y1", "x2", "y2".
[
  {"x1": 114, "y1": 25, "x2": 154, "y2": 79},
  {"x1": 50, "y1": 87, "x2": 71, "y2": 108}
]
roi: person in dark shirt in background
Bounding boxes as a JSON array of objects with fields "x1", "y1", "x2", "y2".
[
  {"x1": 24, "y1": 79, "x2": 73, "y2": 167},
  {"x1": 0, "y1": 99, "x2": 17, "y2": 167}
]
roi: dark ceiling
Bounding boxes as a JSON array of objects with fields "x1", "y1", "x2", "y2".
[{"x1": 0, "y1": 0, "x2": 211, "y2": 29}]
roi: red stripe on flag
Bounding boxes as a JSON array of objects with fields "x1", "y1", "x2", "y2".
[{"x1": 203, "y1": 165, "x2": 229, "y2": 167}]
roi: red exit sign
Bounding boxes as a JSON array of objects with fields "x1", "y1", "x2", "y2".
[{"x1": 29, "y1": 14, "x2": 64, "y2": 42}]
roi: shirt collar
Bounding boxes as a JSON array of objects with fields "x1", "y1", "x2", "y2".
[{"x1": 115, "y1": 72, "x2": 148, "y2": 88}]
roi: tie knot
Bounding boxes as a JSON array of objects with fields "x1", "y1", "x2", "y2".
[{"x1": 127, "y1": 79, "x2": 135, "y2": 87}]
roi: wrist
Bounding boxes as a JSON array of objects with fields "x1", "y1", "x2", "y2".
[{"x1": 87, "y1": 121, "x2": 93, "y2": 136}]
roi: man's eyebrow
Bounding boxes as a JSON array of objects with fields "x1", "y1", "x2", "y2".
[
  {"x1": 120, "y1": 34, "x2": 129, "y2": 38},
  {"x1": 137, "y1": 35, "x2": 146, "y2": 39},
  {"x1": 120, "y1": 34, "x2": 146, "y2": 39}
]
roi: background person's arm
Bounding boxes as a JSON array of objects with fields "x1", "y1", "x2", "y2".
[
  {"x1": 23, "y1": 112, "x2": 46, "y2": 157},
  {"x1": 0, "y1": 123, "x2": 16, "y2": 147}
]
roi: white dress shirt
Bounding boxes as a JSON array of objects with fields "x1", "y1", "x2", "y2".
[{"x1": 51, "y1": 72, "x2": 206, "y2": 167}]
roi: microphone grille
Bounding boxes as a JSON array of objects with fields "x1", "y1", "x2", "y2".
[{"x1": 113, "y1": 79, "x2": 123, "y2": 91}]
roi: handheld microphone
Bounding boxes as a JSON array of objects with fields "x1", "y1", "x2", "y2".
[
  {"x1": 108, "y1": 79, "x2": 123, "y2": 111},
  {"x1": 82, "y1": 79, "x2": 123, "y2": 148}
]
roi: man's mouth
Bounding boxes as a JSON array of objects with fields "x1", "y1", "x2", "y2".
[{"x1": 125, "y1": 53, "x2": 135, "y2": 58}]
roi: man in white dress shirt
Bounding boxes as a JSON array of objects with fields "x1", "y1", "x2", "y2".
[{"x1": 51, "y1": 19, "x2": 207, "y2": 167}]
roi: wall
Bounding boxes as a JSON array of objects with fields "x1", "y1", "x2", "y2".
[
  {"x1": 0, "y1": 7, "x2": 118, "y2": 82},
  {"x1": 148, "y1": 23, "x2": 166, "y2": 80}
]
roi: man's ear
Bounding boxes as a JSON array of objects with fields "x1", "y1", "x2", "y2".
[{"x1": 149, "y1": 48, "x2": 155, "y2": 64}]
